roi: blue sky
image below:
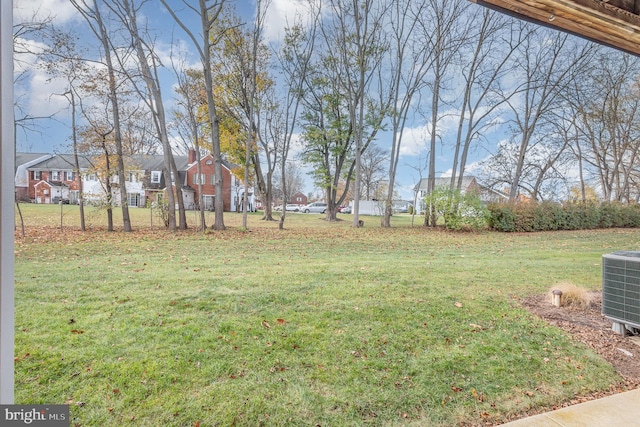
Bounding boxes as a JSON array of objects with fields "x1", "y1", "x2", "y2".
[{"x1": 13, "y1": 0, "x2": 498, "y2": 201}]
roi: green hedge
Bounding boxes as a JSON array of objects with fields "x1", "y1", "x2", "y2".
[{"x1": 487, "y1": 201, "x2": 640, "y2": 232}]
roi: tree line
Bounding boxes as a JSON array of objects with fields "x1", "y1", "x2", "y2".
[{"x1": 14, "y1": 0, "x2": 640, "y2": 231}]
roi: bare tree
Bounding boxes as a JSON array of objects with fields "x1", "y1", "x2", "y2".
[
  {"x1": 568, "y1": 52, "x2": 640, "y2": 202},
  {"x1": 275, "y1": 12, "x2": 318, "y2": 229},
  {"x1": 360, "y1": 143, "x2": 388, "y2": 200},
  {"x1": 71, "y1": 0, "x2": 132, "y2": 231},
  {"x1": 210, "y1": 3, "x2": 271, "y2": 229},
  {"x1": 497, "y1": 28, "x2": 595, "y2": 201},
  {"x1": 106, "y1": 0, "x2": 188, "y2": 230},
  {"x1": 381, "y1": 0, "x2": 432, "y2": 227},
  {"x1": 160, "y1": 0, "x2": 228, "y2": 230},
  {"x1": 322, "y1": 0, "x2": 390, "y2": 227},
  {"x1": 418, "y1": 0, "x2": 469, "y2": 227},
  {"x1": 172, "y1": 67, "x2": 208, "y2": 231},
  {"x1": 450, "y1": 11, "x2": 528, "y2": 194}
]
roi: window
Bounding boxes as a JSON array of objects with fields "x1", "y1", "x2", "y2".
[
  {"x1": 203, "y1": 195, "x2": 215, "y2": 211},
  {"x1": 151, "y1": 171, "x2": 161, "y2": 184},
  {"x1": 127, "y1": 193, "x2": 140, "y2": 207},
  {"x1": 210, "y1": 175, "x2": 215, "y2": 185},
  {"x1": 127, "y1": 172, "x2": 135, "y2": 182},
  {"x1": 33, "y1": 171, "x2": 41, "y2": 180},
  {"x1": 87, "y1": 173, "x2": 96, "y2": 181},
  {"x1": 194, "y1": 174, "x2": 205, "y2": 185},
  {"x1": 66, "y1": 171, "x2": 75, "y2": 181},
  {"x1": 51, "y1": 171, "x2": 60, "y2": 180}
]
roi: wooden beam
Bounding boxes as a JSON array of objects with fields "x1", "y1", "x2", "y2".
[{"x1": 471, "y1": 0, "x2": 640, "y2": 56}]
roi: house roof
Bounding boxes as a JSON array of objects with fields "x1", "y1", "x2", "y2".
[
  {"x1": 34, "y1": 180, "x2": 68, "y2": 189},
  {"x1": 25, "y1": 153, "x2": 93, "y2": 170},
  {"x1": 184, "y1": 154, "x2": 237, "y2": 172},
  {"x1": 414, "y1": 176, "x2": 477, "y2": 192},
  {"x1": 15, "y1": 153, "x2": 51, "y2": 171},
  {"x1": 17, "y1": 152, "x2": 238, "y2": 176}
]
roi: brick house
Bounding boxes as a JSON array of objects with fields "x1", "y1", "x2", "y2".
[
  {"x1": 16, "y1": 153, "x2": 86, "y2": 204},
  {"x1": 15, "y1": 151, "x2": 252, "y2": 212},
  {"x1": 290, "y1": 192, "x2": 307, "y2": 206},
  {"x1": 184, "y1": 150, "x2": 237, "y2": 211}
]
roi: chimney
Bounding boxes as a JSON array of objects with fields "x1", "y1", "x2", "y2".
[{"x1": 188, "y1": 148, "x2": 196, "y2": 164}]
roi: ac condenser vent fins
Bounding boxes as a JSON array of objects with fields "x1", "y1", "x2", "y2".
[{"x1": 602, "y1": 251, "x2": 640, "y2": 332}]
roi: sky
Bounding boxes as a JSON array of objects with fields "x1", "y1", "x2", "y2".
[{"x1": 13, "y1": 0, "x2": 496, "y2": 201}]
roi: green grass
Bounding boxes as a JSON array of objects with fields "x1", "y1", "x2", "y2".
[{"x1": 13, "y1": 204, "x2": 640, "y2": 426}]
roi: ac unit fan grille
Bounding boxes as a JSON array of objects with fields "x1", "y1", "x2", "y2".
[{"x1": 602, "y1": 252, "x2": 640, "y2": 328}]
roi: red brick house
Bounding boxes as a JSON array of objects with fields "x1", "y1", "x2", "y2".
[
  {"x1": 15, "y1": 151, "x2": 252, "y2": 212},
  {"x1": 184, "y1": 150, "x2": 247, "y2": 212},
  {"x1": 19, "y1": 154, "x2": 83, "y2": 203},
  {"x1": 291, "y1": 192, "x2": 307, "y2": 206}
]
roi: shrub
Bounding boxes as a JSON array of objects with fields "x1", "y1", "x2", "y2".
[
  {"x1": 488, "y1": 200, "x2": 640, "y2": 232},
  {"x1": 487, "y1": 202, "x2": 517, "y2": 232},
  {"x1": 550, "y1": 282, "x2": 592, "y2": 309},
  {"x1": 424, "y1": 187, "x2": 489, "y2": 231}
]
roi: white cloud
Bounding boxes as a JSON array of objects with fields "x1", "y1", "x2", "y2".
[
  {"x1": 14, "y1": 0, "x2": 80, "y2": 26},
  {"x1": 263, "y1": 0, "x2": 315, "y2": 43},
  {"x1": 399, "y1": 124, "x2": 430, "y2": 157},
  {"x1": 13, "y1": 37, "x2": 47, "y2": 74}
]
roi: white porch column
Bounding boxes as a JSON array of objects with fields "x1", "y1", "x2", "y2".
[{"x1": 1, "y1": 0, "x2": 15, "y2": 404}]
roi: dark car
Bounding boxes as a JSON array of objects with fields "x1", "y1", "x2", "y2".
[{"x1": 52, "y1": 196, "x2": 70, "y2": 204}]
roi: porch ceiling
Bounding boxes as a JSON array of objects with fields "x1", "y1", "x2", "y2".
[{"x1": 470, "y1": 0, "x2": 640, "y2": 56}]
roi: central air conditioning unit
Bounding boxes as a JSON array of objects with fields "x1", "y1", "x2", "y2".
[{"x1": 602, "y1": 251, "x2": 640, "y2": 334}]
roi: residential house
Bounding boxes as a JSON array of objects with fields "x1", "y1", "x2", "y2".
[
  {"x1": 17, "y1": 153, "x2": 89, "y2": 204},
  {"x1": 414, "y1": 176, "x2": 508, "y2": 212},
  {"x1": 183, "y1": 149, "x2": 250, "y2": 212},
  {"x1": 290, "y1": 192, "x2": 307, "y2": 206},
  {"x1": 15, "y1": 151, "x2": 253, "y2": 212},
  {"x1": 15, "y1": 152, "x2": 52, "y2": 202}
]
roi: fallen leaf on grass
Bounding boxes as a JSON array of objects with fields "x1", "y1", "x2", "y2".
[
  {"x1": 277, "y1": 318, "x2": 286, "y2": 325},
  {"x1": 454, "y1": 302, "x2": 463, "y2": 308},
  {"x1": 71, "y1": 329, "x2": 84, "y2": 334},
  {"x1": 471, "y1": 388, "x2": 486, "y2": 402}
]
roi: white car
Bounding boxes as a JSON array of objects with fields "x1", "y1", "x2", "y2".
[
  {"x1": 302, "y1": 202, "x2": 327, "y2": 213},
  {"x1": 285, "y1": 204, "x2": 300, "y2": 212}
]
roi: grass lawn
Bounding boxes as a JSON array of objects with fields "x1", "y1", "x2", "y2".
[{"x1": 13, "y1": 204, "x2": 640, "y2": 426}]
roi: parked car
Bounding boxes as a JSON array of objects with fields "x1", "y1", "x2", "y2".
[
  {"x1": 339, "y1": 205, "x2": 352, "y2": 214},
  {"x1": 52, "y1": 196, "x2": 70, "y2": 204},
  {"x1": 302, "y1": 202, "x2": 327, "y2": 213},
  {"x1": 285, "y1": 204, "x2": 300, "y2": 212}
]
